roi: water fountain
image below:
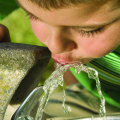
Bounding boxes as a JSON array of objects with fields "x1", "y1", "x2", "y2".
[
  {"x1": 0, "y1": 42, "x2": 51, "y2": 120},
  {"x1": 12, "y1": 63, "x2": 120, "y2": 120},
  {"x1": 0, "y1": 42, "x2": 120, "y2": 120}
]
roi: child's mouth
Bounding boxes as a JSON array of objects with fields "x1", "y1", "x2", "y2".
[
  {"x1": 52, "y1": 54, "x2": 93, "y2": 65},
  {"x1": 53, "y1": 58, "x2": 69, "y2": 65},
  {"x1": 52, "y1": 54, "x2": 78, "y2": 65}
]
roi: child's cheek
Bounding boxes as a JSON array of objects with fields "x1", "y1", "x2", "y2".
[
  {"x1": 77, "y1": 33, "x2": 120, "y2": 58},
  {"x1": 76, "y1": 37, "x2": 105, "y2": 58},
  {"x1": 30, "y1": 20, "x2": 49, "y2": 45}
]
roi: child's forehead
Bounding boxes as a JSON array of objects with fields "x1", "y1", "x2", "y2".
[
  {"x1": 17, "y1": 0, "x2": 120, "y2": 26},
  {"x1": 17, "y1": 0, "x2": 119, "y2": 15}
]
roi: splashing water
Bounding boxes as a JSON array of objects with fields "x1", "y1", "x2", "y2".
[
  {"x1": 74, "y1": 63, "x2": 106, "y2": 119},
  {"x1": 35, "y1": 63, "x2": 106, "y2": 120},
  {"x1": 35, "y1": 63, "x2": 72, "y2": 120}
]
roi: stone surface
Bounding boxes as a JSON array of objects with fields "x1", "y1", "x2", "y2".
[
  {"x1": 0, "y1": 42, "x2": 50, "y2": 120},
  {"x1": 4, "y1": 104, "x2": 20, "y2": 120}
]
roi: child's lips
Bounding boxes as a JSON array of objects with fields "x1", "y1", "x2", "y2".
[
  {"x1": 52, "y1": 54, "x2": 78, "y2": 64},
  {"x1": 53, "y1": 58, "x2": 70, "y2": 64},
  {"x1": 52, "y1": 54, "x2": 93, "y2": 64}
]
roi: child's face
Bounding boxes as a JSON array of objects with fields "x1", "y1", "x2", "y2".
[{"x1": 18, "y1": 0, "x2": 120, "y2": 64}]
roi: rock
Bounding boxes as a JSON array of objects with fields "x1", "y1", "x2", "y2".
[{"x1": 0, "y1": 42, "x2": 51, "y2": 120}]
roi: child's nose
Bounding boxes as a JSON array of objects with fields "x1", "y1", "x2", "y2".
[{"x1": 47, "y1": 28, "x2": 76, "y2": 54}]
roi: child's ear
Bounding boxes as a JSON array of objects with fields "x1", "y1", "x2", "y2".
[{"x1": 0, "y1": 24, "x2": 10, "y2": 42}]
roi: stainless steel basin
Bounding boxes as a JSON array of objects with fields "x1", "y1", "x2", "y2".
[
  {"x1": 45, "y1": 115, "x2": 120, "y2": 120},
  {"x1": 68, "y1": 115, "x2": 120, "y2": 120}
]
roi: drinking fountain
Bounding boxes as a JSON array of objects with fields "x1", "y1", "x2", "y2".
[
  {"x1": 0, "y1": 42, "x2": 51, "y2": 120},
  {"x1": 1, "y1": 42, "x2": 120, "y2": 120}
]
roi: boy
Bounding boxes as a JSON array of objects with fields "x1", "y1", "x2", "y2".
[{"x1": 0, "y1": 0, "x2": 120, "y2": 117}]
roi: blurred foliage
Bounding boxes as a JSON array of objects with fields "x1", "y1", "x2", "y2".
[
  {"x1": 1, "y1": 8, "x2": 44, "y2": 45},
  {"x1": 0, "y1": 8, "x2": 54, "y2": 84}
]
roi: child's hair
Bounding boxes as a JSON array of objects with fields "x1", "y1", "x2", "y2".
[
  {"x1": 28, "y1": 0, "x2": 120, "y2": 10},
  {"x1": 28, "y1": 0, "x2": 106, "y2": 9}
]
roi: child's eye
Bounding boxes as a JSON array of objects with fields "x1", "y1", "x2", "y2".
[
  {"x1": 72, "y1": 27, "x2": 103, "y2": 37},
  {"x1": 26, "y1": 12, "x2": 39, "y2": 21}
]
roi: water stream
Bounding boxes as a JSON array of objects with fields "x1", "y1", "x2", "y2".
[{"x1": 35, "y1": 63, "x2": 106, "y2": 120}]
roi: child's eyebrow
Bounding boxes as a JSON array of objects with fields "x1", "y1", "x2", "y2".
[{"x1": 68, "y1": 18, "x2": 119, "y2": 29}]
